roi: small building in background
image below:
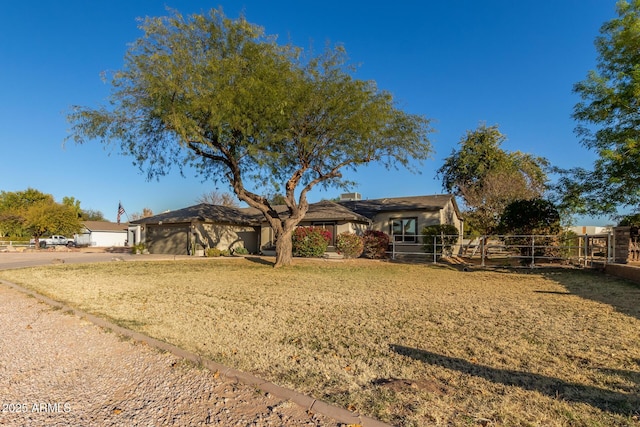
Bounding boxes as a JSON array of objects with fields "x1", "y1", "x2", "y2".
[
  {"x1": 76, "y1": 221, "x2": 128, "y2": 247},
  {"x1": 567, "y1": 225, "x2": 612, "y2": 235}
]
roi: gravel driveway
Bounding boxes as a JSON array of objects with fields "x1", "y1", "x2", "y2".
[{"x1": 0, "y1": 253, "x2": 388, "y2": 426}]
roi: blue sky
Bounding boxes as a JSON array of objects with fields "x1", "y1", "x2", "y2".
[{"x1": 1, "y1": 1, "x2": 617, "y2": 224}]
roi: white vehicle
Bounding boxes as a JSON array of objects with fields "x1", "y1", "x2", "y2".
[{"x1": 30, "y1": 235, "x2": 74, "y2": 248}]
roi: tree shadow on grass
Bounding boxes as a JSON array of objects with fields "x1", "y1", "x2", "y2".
[
  {"x1": 390, "y1": 344, "x2": 640, "y2": 416},
  {"x1": 539, "y1": 269, "x2": 640, "y2": 321},
  {"x1": 243, "y1": 256, "x2": 275, "y2": 267}
]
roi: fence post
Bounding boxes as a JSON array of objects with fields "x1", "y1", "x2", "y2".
[
  {"x1": 392, "y1": 239, "x2": 396, "y2": 260},
  {"x1": 433, "y1": 235, "x2": 437, "y2": 264},
  {"x1": 481, "y1": 236, "x2": 486, "y2": 267},
  {"x1": 531, "y1": 235, "x2": 535, "y2": 268},
  {"x1": 584, "y1": 234, "x2": 589, "y2": 267}
]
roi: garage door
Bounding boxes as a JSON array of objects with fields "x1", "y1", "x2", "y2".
[{"x1": 146, "y1": 225, "x2": 189, "y2": 255}]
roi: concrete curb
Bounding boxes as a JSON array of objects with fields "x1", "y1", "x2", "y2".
[{"x1": 0, "y1": 278, "x2": 392, "y2": 427}]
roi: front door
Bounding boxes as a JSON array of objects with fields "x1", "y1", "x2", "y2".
[{"x1": 313, "y1": 222, "x2": 336, "y2": 247}]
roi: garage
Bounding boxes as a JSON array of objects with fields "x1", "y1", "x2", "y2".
[{"x1": 145, "y1": 224, "x2": 189, "y2": 255}]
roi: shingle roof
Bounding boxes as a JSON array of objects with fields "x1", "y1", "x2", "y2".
[
  {"x1": 82, "y1": 221, "x2": 129, "y2": 232},
  {"x1": 339, "y1": 194, "x2": 460, "y2": 219},
  {"x1": 130, "y1": 195, "x2": 459, "y2": 226},
  {"x1": 130, "y1": 204, "x2": 261, "y2": 226},
  {"x1": 243, "y1": 200, "x2": 370, "y2": 223}
]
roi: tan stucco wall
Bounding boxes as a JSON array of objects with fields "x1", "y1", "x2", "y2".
[
  {"x1": 370, "y1": 210, "x2": 441, "y2": 234},
  {"x1": 143, "y1": 223, "x2": 259, "y2": 255},
  {"x1": 195, "y1": 223, "x2": 259, "y2": 253}
]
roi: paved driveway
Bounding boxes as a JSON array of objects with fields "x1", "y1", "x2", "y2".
[{"x1": 0, "y1": 251, "x2": 190, "y2": 270}]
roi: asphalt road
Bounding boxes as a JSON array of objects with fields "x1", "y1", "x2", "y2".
[{"x1": 0, "y1": 251, "x2": 191, "y2": 270}]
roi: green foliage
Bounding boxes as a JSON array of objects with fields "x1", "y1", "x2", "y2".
[
  {"x1": 421, "y1": 224, "x2": 459, "y2": 256},
  {"x1": 24, "y1": 200, "x2": 82, "y2": 240},
  {"x1": 206, "y1": 247, "x2": 230, "y2": 257},
  {"x1": 362, "y1": 230, "x2": 389, "y2": 259},
  {"x1": 0, "y1": 188, "x2": 54, "y2": 237},
  {"x1": 561, "y1": 1, "x2": 640, "y2": 215},
  {"x1": 335, "y1": 232, "x2": 364, "y2": 258},
  {"x1": 437, "y1": 124, "x2": 548, "y2": 234},
  {"x1": 80, "y1": 209, "x2": 106, "y2": 221},
  {"x1": 131, "y1": 243, "x2": 146, "y2": 254},
  {"x1": 233, "y1": 246, "x2": 249, "y2": 255},
  {"x1": 499, "y1": 199, "x2": 561, "y2": 236},
  {"x1": 618, "y1": 213, "x2": 640, "y2": 226},
  {"x1": 499, "y1": 199, "x2": 561, "y2": 264},
  {"x1": 292, "y1": 227, "x2": 331, "y2": 257},
  {"x1": 0, "y1": 189, "x2": 90, "y2": 239},
  {"x1": 66, "y1": 7, "x2": 433, "y2": 267}
]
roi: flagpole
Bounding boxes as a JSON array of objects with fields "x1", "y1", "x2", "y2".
[{"x1": 118, "y1": 201, "x2": 128, "y2": 224}]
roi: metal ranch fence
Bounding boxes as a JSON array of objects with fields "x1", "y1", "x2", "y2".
[{"x1": 390, "y1": 233, "x2": 613, "y2": 267}]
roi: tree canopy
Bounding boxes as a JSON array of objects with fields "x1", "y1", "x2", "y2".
[
  {"x1": 559, "y1": 0, "x2": 640, "y2": 215},
  {"x1": 498, "y1": 199, "x2": 561, "y2": 236},
  {"x1": 437, "y1": 124, "x2": 548, "y2": 234},
  {"x1": 67, "y1": 8, "x2": 433, "y2": 266},
  {"x1": 0, "y1": 188, "x2": 82, "y2": 241}
]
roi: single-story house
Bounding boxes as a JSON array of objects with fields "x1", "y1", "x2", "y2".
[
  {"x1": 129, "y1": 194, "x2": 463, "y2": 256},
  {"x1": 127, "y1": 204, "x2": 260, "y2": 256},
  {"x1": 76, "y1": 221, "x2": 128, "y2": 247}
]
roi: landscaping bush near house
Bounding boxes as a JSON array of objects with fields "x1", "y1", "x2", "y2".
[
  {"x1": 206, "y1": 247, "x2": 230, "y2": 257},
  {"x1": 422, "y1": 224, "x2": 459, "y2": 256},
  {"x1": 292, "y1": 227, "x2": 331, "y2": 257},
  {"x1": 131, "y1": 243, "x2": 146, "y2": 254},
  {"x1": 232, "y1": 246, "x2": 249, "y2": 256},
  {"x1": 362, "y1": 230, "x2": 389, "y2": 259},
  {"x1": 336, "y1": 232, "x2": 364, "y2": 258}
]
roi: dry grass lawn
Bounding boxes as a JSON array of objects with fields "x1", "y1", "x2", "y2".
[{"x1": 1, "y1": 258, "x2": 639, "y2": 426}]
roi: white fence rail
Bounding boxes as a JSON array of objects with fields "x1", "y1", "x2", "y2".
[
  {"x1": 389, "y1": 233, "x2": 613, "y2": 267},
  {"x1": 0, "y1": 240, "x2": 33, "y2": 250}
]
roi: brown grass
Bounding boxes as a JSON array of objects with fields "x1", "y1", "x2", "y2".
[{"x1": 1, "y1": 258, "x2": 639, "y2": 426}]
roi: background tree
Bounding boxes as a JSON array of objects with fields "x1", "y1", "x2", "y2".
[
  {"x1": 62, "y1": 196, "x2": 82, "y2": 218},
  {"x1": 129, "y1": 208, "x2": 154, "y2": 221},
  {"x1": 0, "y1": 189, "x2": 54, "y2": 237},
  {"x1": 437, "y1": 124, "x2": 548, "y2": 234},
  {"x1": 498, "y1": 198, "x2": 561, "y2": 264},
  {"x1": 559, "y1": 0, "x2": 640, "y2": 216},
  {"x1": 67, "y1": 8, "x2": 433, "y2": 267},
  {"x1": 79, "y1": 209, "x2": 106, "y2": 221},
  {"x1": 24, "y1": 199, "x2": 83, "y2": 247},
  {"x1": 264, "y1": 193, "x2": 287, "y2": 206},
  {"x1": 196, "y1": 190, "x2": 239, "y2": 207}
]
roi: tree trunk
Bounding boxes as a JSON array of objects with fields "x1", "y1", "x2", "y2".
[{"x1": 274, "y1": 228, "x2": 294, "y2": 268}]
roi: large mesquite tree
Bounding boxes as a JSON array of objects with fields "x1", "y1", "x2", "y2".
[
  {"x1": 558, "y1": 0, "x2": 640, "y2": 216},
  {"x1": 67, "y1": 9, "x2": 433, "y2": 267},
  {"x1": 437, "y1": 124, "x2": 548, "y2": 234}
]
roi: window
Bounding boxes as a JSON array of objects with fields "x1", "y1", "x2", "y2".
[{"x1": 390, "y1": 217, "x2": 417, "y2": 242}]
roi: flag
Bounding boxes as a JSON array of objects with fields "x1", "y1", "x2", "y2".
[{"x1": 117, "y1": 203, "x2": 125, "y2": 224}]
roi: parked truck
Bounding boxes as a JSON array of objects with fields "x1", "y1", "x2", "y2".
[{"x1": 30, "y1": 235, "x2": 74, "y2": 248}]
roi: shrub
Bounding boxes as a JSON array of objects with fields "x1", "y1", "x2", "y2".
[
  {"x1": 336, "y1": 232, "x2": 364, "y2": 258},
  {"x1": 422, "y1": 224, "x2": 459, "y2": 256},
  {"x1": 362, "y1": 230, "x2": 389, "y2": 259},
  {"x1": 233, "y1": 246, "x2": 249, "y2": 255},
  {"x1": 292, "y1": 227, "x2": 331, "y2": 257},
  {"x1": 206, "y1": 247, "x2": 230, "y2": 257},
  {"x1": 131, "y1": 243, "x2": 146, "y2": 254}
]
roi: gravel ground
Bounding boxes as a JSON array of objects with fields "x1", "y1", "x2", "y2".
[{"x1": 0, "y1": 284, "x2": 342, "y2": 427}]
